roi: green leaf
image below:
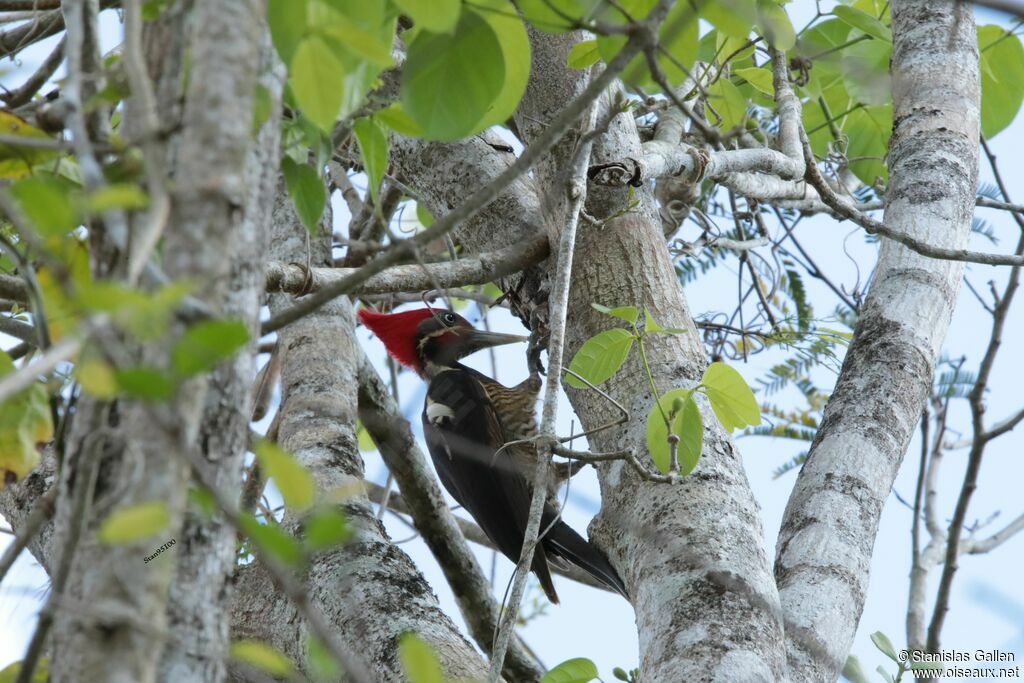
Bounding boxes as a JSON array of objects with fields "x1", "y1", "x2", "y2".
[
  {"x1": 415, "y1": 202, "x2": 434, "y2": 227},
  {"x1": 0, "y1": 659, "x2": 48, "y2": 683},
  {"x1": 870, "y1": 631, "x2": 899, "y2": 663},
  {"x1": 565, "y1": 328, "x2": 635, "y2": 389},
  {"x1": 377, "y1": 103, "x2": 425, "y2": 137},
  {"x1": 398, "y1": 634, "x2": 445, "y2": 683},
  {"x1": 540, "y1": 657, "x2": 599, "y2": 683},
  {"x1": 978, "y1": 25, "x2": 1024, "y2": 138},
  {"x1": 97, "y1": 502, "x2": 170, "y2": 544},
  {"x1": 230, "y1": 640, "x2": 295, "y2": 678},
  {"x1": 877, "y1": 665, "x2": 896, "y2": 683},
  {"x1": 567, "y1": 39, "x2": 601, "y2": 70},
  {"x1": 644, "y1": 308, "x2": 687, "y2": 335},
  {"x1": 281, "y1": 157, "x2": 327, "y2": 233},
  {"x1": 254, "y1": 439, "x2": 315, "y2": 510},
  {"x1": 393, "y1": 0, "x2": 460, "y2": 33},
  {"x1": 756, "y1": 0, "x2": 795, "y2": 50},
  {"x1": 87, "y1": 184, "x2": 150, "y2": 213},
  {"x1": 832, "y1": 5, "x2": 891, "y2": 41},
  {"x1": 9, "y1": 176, "x2": 79, "y2": 237},
  {"x1": 307, "y1": 636, "x2": 341, "y2": 681},
  {"x1": 592, "y1": 303, "x2": 639, "y2": 324},
  {"x1": 646, "y1": 388, "x2": 703, "y2": 474},
  {"x1": 401, "y1": 9, "x2": 505, "y2": 140},
  {"x1": 303, "y1": 506, "x2": 350, "y2": 549},
  {"x1": 239, "y1": 513, "x2": 304, "y2": 565},
  {"x1": 357, "y1": 421, "x2": 377, "y2": 451},
  {"x1": 706, "y1": 77, "x2": 749, "y2": 130},
  {"x1": 840, "y1": 38, "x2": 891, "y2": 106},
  {"x1": 268, "y1": 0, "x2": 307, "y2": 64},
  {"x1": 290, "y1": 35, "x2": 346, "y2": 131},
  {"x1": 734, "y1": 67, "x2": 773, "y2": 96},
  {"x1": 353, "y1": 117, "x2": 389, "y2": 205},
  {"x1": 699, "y1": 362, "x2": 761, "y2": 431},
  {"x1": 701, "y1": 0, "x2": 756, "y2": 40},
  {"x1": 318, "y1": 15, "x2": 393, "y2": 68},
  {"x1": 0, "y1": 352, "x2": 52, "y2": 489},
  {"x1": 842, "y1": 655, "x2": 871, "y2": 683},
  {"x1": 845, "y1": 104, "x2": 891, "y2": 185},
  {"x1": 171, "y1": 319, "x2": 249, "y2": 377},
  {"x1": 656, "y1": 1, "x2": 699, "y2": 87},
  {"x1": 76, "y1": 359, "x2": 118, "y2": 398},
  {"x1": 518, "y1": 0, "x2": 595, "y2": 32},
  {"x1": 114, "y1": 367, "x2": 175, "y2": 400}
]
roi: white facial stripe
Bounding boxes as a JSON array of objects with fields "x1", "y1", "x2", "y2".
[{"x1": 425, "y1": 399, "x2": 456, "y2": 425}]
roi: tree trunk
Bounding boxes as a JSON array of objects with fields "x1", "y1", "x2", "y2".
[{"x1": 775, "y1": 2, "x2": 980, "y2": 680}]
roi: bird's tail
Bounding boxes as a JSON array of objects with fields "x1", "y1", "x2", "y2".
[{"x1": 542, "y1": 519, "x2": 629, "y2": 601}]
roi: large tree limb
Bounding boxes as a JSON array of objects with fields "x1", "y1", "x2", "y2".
[{"x1": 775, "y1": 2, "x2": 980, "y2": 680}]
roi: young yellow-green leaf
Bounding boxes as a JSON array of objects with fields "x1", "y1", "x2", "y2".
[
  {"x1": 734, "y1": 67, "x2": 774, "y2": 96},
  {"x1": 319, "y1": 15, "x2": 393, "y2": 68},
  {"x1": 281, "y1": 156, "x2": 327, "y2": 234},
  {"x1": 230, "y1": 640, "x2": 295, "y2": 678},
  {"x1": 357, "y1": 421, "x2": 377, "y2": 451},
  {"x1": 978, "y1": 25, "x2": 1024, "y2": 138},
  {"x1": 592, "y1": 303, "x2": 639, "y2": 324},
  {"x1": 238, "y1": 513, "x2": 305, "y2": 565},
  {"x1": 565, "y1": 328, "x2": 634, "y2": 389},
  {"x1": 87, "y1": 184, "x2": 149, "y2": 213},
  {"x1": 398, "y1": 634, "x2": 445, "y2": 683},
  {"x1": 0, "y1": 352, "x2": 52, "y2": 489},
  {"x1": 76, "y1": 359, "x2": 118, "y2": 398},
  {"x1": 643, "y1": 308, "x2": 687, "y2": 335},
  {"x1": 254, "y1": 439, "x2": 315, "y2": 510},
  {"x1": 303, "y1": 506, "x2": 350, "y2": 550},
  {"x1": 376, "y1": 103, "x2": 425, "y2": 138},
  {"x1": 0, "y1": 111, "x2": 61, "y2": 179},
  {"x1": 656, "y1": 1, "x2": 699, "y2": 86},
  {"x1": 97, "y1": 501, "x2": 170, "y2": 544},
  {"x1": 832, "y1": 5, "x2": 891, "y2": 42},
  {"x1": 401, "y1": 8, "x2": 505, "y2": 140},
  {"x1": 9, "y1": 176, "x2": 79, "y2": 236},
  {"x1": 646, "y1": 388, "x2": 702, "y2": 474},
  {"x1": 699, "y1": 362, "x2": 760, "y2": 431},
  {"x1": 706, "y1": 77, "x2": 749, "y2": 130},
  {"x1": 756, "y1": 0, "x2": 795, "y2": 51},
  {"x1": 171, "y1": 319, "x2": 250, "y2": 377},
  {"x1": 353, "y1": 116, "x2": 389, "y2": 205},
  {"x1": 842, "y1": 655, "x2": 871, "y2": 683},
  {"x1": 290, "y1": 35, "x2": 346, "y2": 131},
  {"x1": 540, "y1": 657, "x2": 599, "y2": 683},
  {"x1": 114, "y1": 366, "x2": 175, "y2": 401},
  {"x1": 415, "y1": 202, "x2": 434, "y2": 228},
  {"x1": 0, "y1": 658, "x2": 48, "y2": 683},
  {"x1": 567, "y1": 39, "x2": 600, "y2": 70},
  {"x1": 268, "y1": 0, "x2": 307, "y2": 64},
  {"x1": 393, "y1": 0, "x2": 460, "y2": 33}
]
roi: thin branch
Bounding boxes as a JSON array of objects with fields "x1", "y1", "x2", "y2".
[
  {"x1": 801, "y1": 129, "x2": 1024, "y2": 267},
  {"x1": 0, "y1": 314, "x2": 36, "y2": 343},
  {"x1": 0, "y1": 482, "x2": 56, "y2": 586},
  {"x1": 0, "y1": 34, "x2": 64, "y2": 108},
  {"x1": 488, "y1": 61, "x2": 606, "y2": 682},
  {"x1": 266, "y1": 233, "x2": 549, "y2": 297},
  {"x1": 0, "y1": 331, "x2": 82, "y2": 402},
  {"x1": 963, "y1": 512, "x2": 1024, "y2": 554}
]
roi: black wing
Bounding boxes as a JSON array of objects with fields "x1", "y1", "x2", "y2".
[{"x1": 422, "y1": 367, "x2": 629, "y2": 602}]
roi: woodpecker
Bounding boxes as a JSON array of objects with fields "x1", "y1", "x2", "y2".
[{"x1": 358, "y1": 306, "x2": 628, "y2": 603}]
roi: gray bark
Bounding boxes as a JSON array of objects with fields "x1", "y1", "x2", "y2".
[
  {"x1": 774, "y1": 2, "x2": 980, "y2": 681},
  {"x1": 48, "y1": 1, "x2": 262, "y2": 681}
]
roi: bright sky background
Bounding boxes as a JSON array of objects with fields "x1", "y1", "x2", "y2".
[{"x1": 2, "y1": 2, "x2": 1022, "y2": 680}]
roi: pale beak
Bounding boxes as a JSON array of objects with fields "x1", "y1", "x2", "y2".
[{"x1": 462, "y1": 329, "x2": 528, "y2": 356}]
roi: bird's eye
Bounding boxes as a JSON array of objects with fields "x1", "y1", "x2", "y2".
[{"x1": 443, "y1": 312, "x2": 457, "y2": 325}]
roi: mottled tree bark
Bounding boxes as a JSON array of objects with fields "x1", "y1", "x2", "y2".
[{"x1": 775, "y1": 3, "x2": 979, "y2": 681}]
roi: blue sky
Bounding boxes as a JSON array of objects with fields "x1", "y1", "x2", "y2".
[{"x1": 2, "y1": 2, "x2": 1022, "y2": 679}]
